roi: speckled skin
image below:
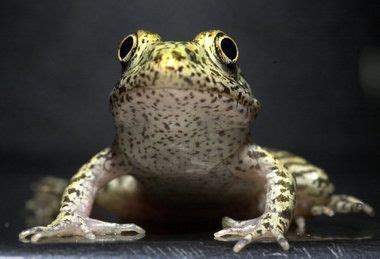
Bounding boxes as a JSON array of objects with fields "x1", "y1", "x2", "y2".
[{"x1": 19, "y1": 30, "x2": 374, "y2": 252}]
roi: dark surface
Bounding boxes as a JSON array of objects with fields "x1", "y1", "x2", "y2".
[
  {"x1": 1, "y1": 0, "x2": 379, "y2": 257},
  {"x1": 2, "y1": 238, "x2": 380, "y2": 258}
]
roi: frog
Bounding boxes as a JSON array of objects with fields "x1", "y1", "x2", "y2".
[{"x1": 19, "y1": 30, "x2": 374, "y2": 252}]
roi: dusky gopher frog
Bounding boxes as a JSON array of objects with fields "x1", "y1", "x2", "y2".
[{"x1": 19, "y1": 30, "x2": 373, "y2": 252}]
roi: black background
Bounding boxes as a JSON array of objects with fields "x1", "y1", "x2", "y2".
[{"x1": 0, "y1": 0, "x2": 379, "y2": 257}]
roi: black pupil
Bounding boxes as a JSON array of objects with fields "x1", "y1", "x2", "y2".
[
  {"x1": 120, "y1": 36, "x2": 134, "y2": 60},
  {"x1": 221, "y1": 38, "x2": 237, "y2": 61}
]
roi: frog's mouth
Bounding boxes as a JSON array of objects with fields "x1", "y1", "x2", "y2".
[
  {"x1": 111, "y1": 84, "x2": 259, "y2": 121},
  {"x1": 110, "y1": 76, "x2": 260, "y2": 115}
]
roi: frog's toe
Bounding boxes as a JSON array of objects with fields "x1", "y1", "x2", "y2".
[
  {"x1": 358, "y1": 202, "x2": 375, "y2": 216},
  {"x1": 233, "y1": 230, "x2": 289, "y2": 252},
  {"x1": 346, "y1": 201, "x2": 374, "y2": 216},
  {"x1": 214, "y1": 225, "x2": 253, "y2": 241},
  {"x1": 19, "y1": 226, "x2": 46, "y2": 243},
  {"x1": 221, "y1": 217, "x2": 258, "y2": 228},
  {"x1": 221, "y1": 217, "x2": 238, "y2": 228},
  {"x1": 215, "y1": 213, "x2": 290, "y2": 252},
  {"x1": 85, "y1": 218, "x2": 145, "y2": 239}
]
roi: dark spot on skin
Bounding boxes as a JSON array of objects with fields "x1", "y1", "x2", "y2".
[
  {"x1": 263, "y1": 222, "x2": 271, "y2": 229},
  {"x1": 154, "y1": 53, "x2": 162, "y2": 63},
  {"x1": 63, "y1": 196, "x2": 71, "y2": 203},
  {"x1": 210, "y1": 97, "x2": 218, "y2": 103},
  {"x1": 277, "y1": 170, "x2": 288, "y2": 178},
  {"x1": 275, "y1": 194, "x2": 290, "y2": 202},
  {"x1": 67, "y1": 188, "x2": 80, "y2": 197},
  {"x1": 276, "y1": 179, "x2": 288, "y2": 187},
  {"x1": 184, "y1": 48, "x2": 198, "y2": 63},
  {"x1": 172, "y1": 50, "x2": 185, "y2": 61},
  {"x1": 254, "y1": 151, "x2": 267, "y2": 158},
  {"x1": 152, "y1": 71, "x2": 159, "y2": 85},
  {"x1": 279, "y1": 208, "x2": 292, "y2": 220},
  {"x1": 163, "y1": 122, "x2": 170, "y2": 130},
  {"x1": 183, "y1": 77, "x2": 193, "y2": 85}
]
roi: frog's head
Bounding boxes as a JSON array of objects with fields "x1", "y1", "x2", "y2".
[{"x1": 110, "y1": 30, "x2": 260, "y2": 116}]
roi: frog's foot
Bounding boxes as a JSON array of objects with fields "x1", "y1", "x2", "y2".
[
  {"x1": 327, "y1": 194, "x2": 374, "y2": 216},
  {"x1": 19, "y1": 213, "x2": 145, "y2": 243},
  {"x1": 310, "y1": 194, "x2": 374, "y2": 217},
  {"x1": 221, "y1": 217, "x2": 259, "y2": 229},
  {"x1": 215, "y1": 212, "x2": 289, "y2": 252}
]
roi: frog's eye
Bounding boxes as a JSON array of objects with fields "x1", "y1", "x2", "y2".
[
  {"x1": 118, "y1": 34, "x2": 137, "y2": 63},
  {"x1": 215, "y1": 35, "x2": 239, "y2": 65}
]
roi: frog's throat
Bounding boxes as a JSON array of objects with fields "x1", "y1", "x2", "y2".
[{"x1": 110, "y1": 84, "x2": 260, "y2": 113}]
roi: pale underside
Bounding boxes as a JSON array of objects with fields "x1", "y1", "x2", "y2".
[{"x1": 105, "y1": 87, "x2": 264, "y2": 222}]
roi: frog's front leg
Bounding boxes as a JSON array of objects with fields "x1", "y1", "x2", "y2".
[
  {"x1": 19, "y1": 144, "x2": 145, "y2": 243},
  {"x1": 214, "y1": 144, "x2": 296, "y2": 252}
]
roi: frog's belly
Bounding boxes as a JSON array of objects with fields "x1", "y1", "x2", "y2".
[
  {"x1": 113, "y1": 88, "x2": 256, "y2": 213},
  {"x1": 115, "y1": 89, "x2": 251, "y2": 171}
]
